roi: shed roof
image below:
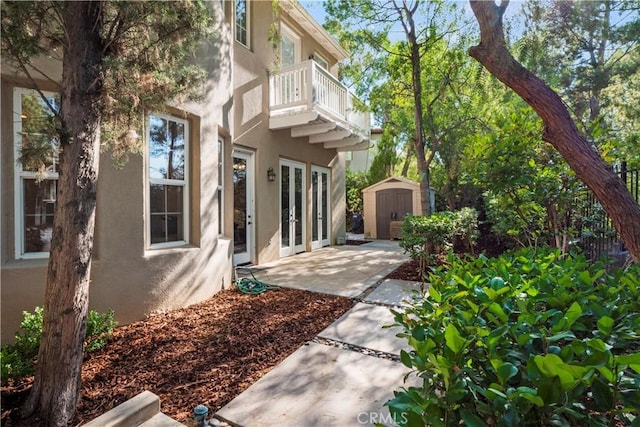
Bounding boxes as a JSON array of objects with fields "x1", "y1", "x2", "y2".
[{"x1": 362, "y1": 176, "x2": 421, "y2": 192}]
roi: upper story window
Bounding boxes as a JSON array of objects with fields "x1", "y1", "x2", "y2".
[
  {"x1": 280, "y1": 24, "x2": 301, "y2": 68},
  {"x1": 313, "y1": 53, "x2": 329, "y2": 70},
  {"x1": 147, "y1": 113, "x2": 190, "y2": 247},
  {"x1": 13, "y1": 88, "x2": 60, "y2": 259},
  {"x1": 235, "y1": 0, "x2": 249, "y2": 48}
]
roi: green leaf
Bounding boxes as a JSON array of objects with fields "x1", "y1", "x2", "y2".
[
  {"x1": 429, "y1": 286, "x2": 442, "y2": 303},
  {"x1": 579, "y1": 270, "x2": 595, "y2": 285},
  {"x1": 496, "y1": 362, "x2": 518, "y2": 385},
  {"x1": 514, "y1": 387, "x2": 544, "y2": 407},
  {"x1": 400, "y1": 349, "x2": 412, "y2": 369},
  {"x1": 586, "y1": 338, "x2": 611, "y2": 352},
  {"x1": 502, "y1": 407, "x2": 521, "y2": 427},
  {"x1": 596, "y1": 315, "x2": 614, "y2": 336},
  {"x1": 444, "y1": 324, "x2": 466, "y2": 353},
  {"x1": 591, "y1": 377, "x2": 614, "y2": 411},
  {"x1": 411, "y1": 325, "x2": 425, "y2": 341},
  {"x1": 564, "y1": 301, "x2": 582, "y2": 328},
  {"x1": 489, "y1": 302, "x2": 508, "y2": 324},
  {"x1": 547, "y1": 331, "x2": 576, "y2": 342},
  {"x1": 615, "y1": 352, "x2": 640, "y2": 373},
  {"x1": 460, "y1": 409, "x2": 488, "y2": 427}
]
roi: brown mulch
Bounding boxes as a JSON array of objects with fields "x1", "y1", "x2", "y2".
[
  {"x1": 385, "y1": 259, "x2": 423, "y2": 282},
  {"x1": 1, "y1": 288, "x2": 354, "y2": 426},
  {"x1": 345, "y1": 239, "x2": 371, "y2": 246}
]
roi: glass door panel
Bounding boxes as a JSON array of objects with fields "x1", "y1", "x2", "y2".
[
  {"x1": 233, "y1": 151, "x2": 254, "y2": 265},
  {"x1": 312, "y1": 171, "x2": 319, "y2": 242},
  {"x1": 280, "y1": 159, "x2": 306, "y2": 257},
  {"x1": 321, "y1": 171, "x2": 328, "y2": 242},
  {"x1": 311, "y1": 166, "x2": 330, "y2": 249},
  {"x1": 294, "y1": 167, "x2": 303, "y2": 248},
  {"x1": 280, "y1": 164, "x2": 290, "y2": 249}
]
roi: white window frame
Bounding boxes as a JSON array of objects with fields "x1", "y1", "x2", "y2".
[
  {"x1": 13, "y1": 87, "x2": 59, "y2": 260},
  {"x1": 313, "y1": 52, "x2": 329, "y2": 70},
  {"x1": 280, "y1": 24, "x2": 301, "y2": 67},
  {"x1": 235, "y1": 0, "x2": 250, "y2": 48},
  {"x1": 217, "y1": 136, "x2": 224, "y2": 236},
  {"x1": 146, "y1": 113, "x2": 190, "y2": 249}
]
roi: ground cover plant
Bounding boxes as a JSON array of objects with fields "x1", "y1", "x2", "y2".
[
  {"x1": 1, "y1": 308, "x2": 116, "y2": 383},
  {"x1": 388, "y1": 248, "x2": 640, "y2": 426}
]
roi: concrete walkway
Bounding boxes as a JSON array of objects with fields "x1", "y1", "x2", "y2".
[{"x1": 218, "y1": 241, "x2": 425, "y2": 427}]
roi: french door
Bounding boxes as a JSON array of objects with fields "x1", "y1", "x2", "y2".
[
  {"x1": 311, "y1": 166, "x2": 330, "y2": 250},
  {"x1": 280, "y1": 159, "x2": 306, "y2": 257},
  {"x1": 233, "y1": 150, "x2": 254, "y2": 265}
]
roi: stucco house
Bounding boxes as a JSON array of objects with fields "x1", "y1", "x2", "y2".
[{"x1": 0, "y1": 0, "x2": 369, "y2": 343}]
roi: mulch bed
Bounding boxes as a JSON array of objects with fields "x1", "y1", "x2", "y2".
[
  {"x1": 345, "y1": 239, "x2": 371, "y2": 246},
  {"x1": 1, "y1": 288, "x2": 354, "y2": 426},
  {"x1": 385, "y1": 259, "x2": 422, "y2": 282},
  {"x1": 1, "y1": 236, "x2": 504, "y2": 426}
]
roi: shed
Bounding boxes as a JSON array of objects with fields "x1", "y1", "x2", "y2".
[{"x1": 363, "y1": 177, "x2": 433, "y2": 239}]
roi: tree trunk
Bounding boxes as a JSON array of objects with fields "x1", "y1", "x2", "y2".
[
  {"x1": 23, "y1": 2, "x2": 104, "y2": 425},
  {"x1": 394, "y1": 0, "x2": 432, "y2": 215},
  {"x1": 400, "y1": 141, "x2": 413, "y2": 177},
  {"x1": 469, "y1": 0, "x2": 640, "y2": 262}
]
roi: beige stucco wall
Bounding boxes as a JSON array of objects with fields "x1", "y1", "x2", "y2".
[
  {"x1": 1, "y1": 2, "x2": 234, "y2": 344},
  {"x1": 227, "y1": 1, "x2": 346, "y2": 265},
  {"x1": 362, "y1": 178, "x2": 422, "y2": 238},
  {"x1": 0, "y1": 1, "x2": 350, "y2": 343}
]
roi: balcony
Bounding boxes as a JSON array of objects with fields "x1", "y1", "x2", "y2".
[{"x1": 269, "y1": 60, "x2": 370, "y2": 151}]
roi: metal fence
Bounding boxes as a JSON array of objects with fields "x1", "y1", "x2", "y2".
[{"x1": 578, "y1": 164, "x2": 639, "y2": 260}]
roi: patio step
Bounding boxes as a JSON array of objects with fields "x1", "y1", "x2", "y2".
[
  {"x1": 139, "y1": 412, "x2": 185, "y2": 427},
  {"x1": 84, "y1": 390, "x2": 185, "y2": 427}
]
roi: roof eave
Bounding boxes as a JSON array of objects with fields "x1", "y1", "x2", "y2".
[{"x1": 279, "y1": 0, "x2": 349, "y2": 62}]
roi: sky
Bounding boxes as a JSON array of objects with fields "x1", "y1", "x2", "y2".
[{"x1": 298, "y1": 0, "x2": 527, "y2": 39}]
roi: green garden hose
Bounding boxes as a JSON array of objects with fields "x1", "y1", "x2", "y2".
[{"x1": 235, "y1": 270, "x2": 278, "y2": 294}]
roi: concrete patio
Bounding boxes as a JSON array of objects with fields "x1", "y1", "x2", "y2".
[{"x1": 218, "y1": 241, "x2": 426, "y2": 427}]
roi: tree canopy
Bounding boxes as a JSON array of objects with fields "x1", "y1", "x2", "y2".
[{"x1": 1, "y1": 1, "x2": 215, "y2": 424}]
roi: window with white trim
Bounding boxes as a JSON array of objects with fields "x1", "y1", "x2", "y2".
[
  {"x1": 13, "y1": 88, "x2": 60, "y2": 259},
  {"x1": 217, "y1": 137, "x2": 224, "y2": 235},
  {"x1": 147, "y1": 114, "x2": 189, "y2": 247},
  {"x1": 280, "y1": 24, "x2": 300, "y2": 67},
  {"x1": 235, "y1": 0, "x2": 249, "y2": 47},
  {"x1": 313, "y1": 52, "x2": 329, "y2": 70}
]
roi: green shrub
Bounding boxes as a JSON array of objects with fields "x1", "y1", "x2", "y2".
[
  {"x1": 388, "y1": 249, "x2": 640, "y2": 426},
  {"x1": 400, "y1": 209, "x2": 480, "y2": 275},
  {"x1": 400, "y1": 212, "x2": 455, "y2": 274},
  {"x1": 85, "y1": 309, "x2": 117, "y2": 352},
  {"x1": 1, "y1": 307, "x2": 117, "y2": 383},
  {"x1": 453, "y1": 207, "x2": 479, "y2": 254}
]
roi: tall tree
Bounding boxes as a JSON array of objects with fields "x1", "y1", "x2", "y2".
[
  {"x1": 469, "y1": 0, "x2": 640, "y2": 261},
  {"x1": 1, "y1": 1, "x2": 213, "y2": 424},
  {"x1": 324, "y1": 0, "x2": 462, "y2": 214},
  {"x1": 517, "y1": 0, "x2": 640, "y2": 152}
]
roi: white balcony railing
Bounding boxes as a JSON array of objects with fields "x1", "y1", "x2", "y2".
[{"x1": 269, "y1": 61, "x2": 369, "y2": 138}]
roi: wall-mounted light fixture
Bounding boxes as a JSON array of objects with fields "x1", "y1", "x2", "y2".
[{"x1": 267, "y1": 167, "x2": 276, "y2": 182}]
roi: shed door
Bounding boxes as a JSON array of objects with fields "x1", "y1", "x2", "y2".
[{"x1": 376, "y1": 189, "x2": 412, "y2": 239}]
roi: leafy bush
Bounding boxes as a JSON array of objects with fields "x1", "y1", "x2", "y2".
[
  {"x1": 1, "y1": 307, "x2": 117, "y2": 382},
  {"x1": 85, "y1": 309, "x2": 117, "y2": 351},
  {"x1": 388, "y1": 249, "x2": 640, "y2": 426},
  {"x1": 453, "y1": 207, "x2": 479, "y2": 254},
  {"x1": 400, "y1": 212, "x2": 455, "y2": 273},
  {"x1": 400, "y1": 209, "x2": 480, "y2": 275}
]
